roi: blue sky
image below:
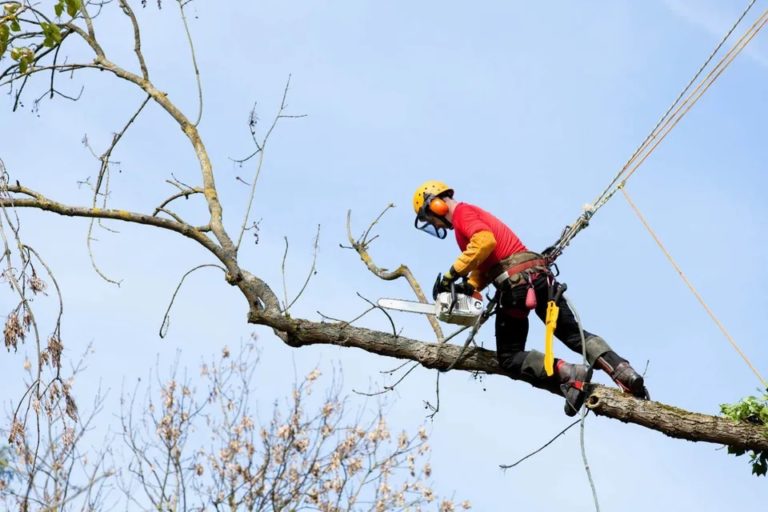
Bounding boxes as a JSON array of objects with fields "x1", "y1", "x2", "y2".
[{"x1": 2, "y1": 0, "x2": 768, "y2": 509}]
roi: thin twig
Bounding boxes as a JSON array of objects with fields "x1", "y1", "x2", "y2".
[
  {"x1": 87, "y1": 94, "x2": 152, "y2": 285},
  {"x1": 281, "y1": 236, "x2": 289, "y2": 312},
  {"x1": 176, "y1": 0, "x2": 202, "y2": 126},
  {"x1": 355, "y1": 292, "x2": 397, "y2": 337},
  {"x1": 152, "y1": 188, "x2": 203, "y2": 217},
  {"x1": 425, "y1": 371, "x2": 441, "y2": 419},
  {"x1": 283, "y1": 225, "x2": 321, "y2": 313},
  {"x1": 119, "y1": 0, "x2": 150, "y2": 80},
  {"x1": 316, "y1": 306, "x2": 376, "y2": 327},
  {"x1": 352, "y1": 362, "x2": 420, "y2": 397},
  {"x1": 380, "y1": 360, "x2": 412, "y2": 375},
  {"x1": 159, "y1": 264, "x2": 226, "y2": 338},
  {"x1": 499, "y1": 420, "x2": 580, "y2": 469},
  {"x1": 234, "y1": 76, "x2": 306, "y2": 251}
]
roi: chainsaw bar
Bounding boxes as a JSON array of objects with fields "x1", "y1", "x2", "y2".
[
  {"x1": 377, "y1": 292, "x2": 483, "y2": 326},
  {"x1": 376, "y1": 298, "x2": 437, "y2": 315}
]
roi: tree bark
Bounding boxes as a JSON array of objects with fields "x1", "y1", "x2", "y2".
[
  {"x1": 585, "y1": 386, "x2": 768, "y2": 451},
  {"x1": 250, "y1": 309, "x2": 768, "y2": 452}
]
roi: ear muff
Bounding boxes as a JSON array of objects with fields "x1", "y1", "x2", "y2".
[{"x1": 429, "y1": 197, "x2": 449, "y2": 216}]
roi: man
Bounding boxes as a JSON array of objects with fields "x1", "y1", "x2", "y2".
[{"x1": 413, "y1": 180, "x2": 648, "y2": 415}]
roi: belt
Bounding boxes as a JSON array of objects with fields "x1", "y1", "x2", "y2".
[{"x1": 492, "y1": 258, "x2": 549, "y2": 287}]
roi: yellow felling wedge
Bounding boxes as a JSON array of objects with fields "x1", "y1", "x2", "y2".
[{"x1": 543, "y1": 300, "x2": 559, "y2": 376}]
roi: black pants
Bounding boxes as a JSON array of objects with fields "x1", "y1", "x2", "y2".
[{"x1": 495, "y1": 273, "x2": 596, "y2": 379}]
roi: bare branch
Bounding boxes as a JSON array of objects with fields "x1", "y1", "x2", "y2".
[
  {"x1": 500, "y1": 419, "x2": 580, "y2": 469},
  {"x1": 283, "y1": 224, "x2": 321, "y2": 313},
  {"x1": 233, "y1": 76, "x2": 307, "y2": 251},
  {"x1": 346, "y1": 207, "x2": 444, "y2": 341},
  {"x1": 316, "y1": 306, "x2": 376, "y2": 327},
  {"x1": 175, "y1": 0, "x2": 202, "y2": 125},
  {"x1": 281, "y1": 236, "x2": 289, "y2": 311},
  {"x1": 159, "y1": 263, "x2": 226, "y2": 338},
  {"x1": 249, "y1": 310, "x2": 768, "y2": 453},
  {"x1": 355, "y1": 292, "x2": 397, "y2": 338},
  {"x1": 424, "y1": 371, "x2": 441, "y2": 419},
  {"x1": 87, "y1": 93, "x2": 152, "y2": 285},
  {"x1": 118, "y1": 0, "x2": 150, "y2": 80},
  {"x1": 353, "y1": 362, "x2": 419, "y2": 397},
  {"x1": 0, "y1": 185, "x2": 226, "y2": 262},
  {"x1": 152, "y1": 188, "x2": 203, "y2": 217}
]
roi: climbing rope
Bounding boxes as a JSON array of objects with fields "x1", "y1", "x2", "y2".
[
  {"x1": 620, "y1": 186, "x2": 767, "y2": 388},
  {"x1": 566, "y1": 294, "x2": 600, "y2": 512},
  {"x1": 591, "y1": 0, "x2": 758, "y2": 212},
  {"x1": 602, "y1": 7, "x2": 768, "y2": 206},
  {"x1": 549, "y1": 3, "x2": 767, "y2": 259}
]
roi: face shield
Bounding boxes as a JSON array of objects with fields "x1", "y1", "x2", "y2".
[
  {"x1": 414, "y1": 216, "x2": 448, "y2": 239},
  {"x1": 414, "y1": 193, "x2": 452, "y2": 239}
]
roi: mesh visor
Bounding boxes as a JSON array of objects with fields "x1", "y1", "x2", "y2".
[{"x1": 414, "y1": 216, "x2": 447, "y2": 239}]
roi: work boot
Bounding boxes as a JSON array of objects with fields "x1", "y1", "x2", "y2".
[
  {"x1": 611, "y1": 362, "x2": 650, "y2": 399},
  {"x1": 557, "y1": 361, "x2": 589, "y2": 417},
  {"x1": 596, "y1": 355, "x2": 649, "y2": 399}
]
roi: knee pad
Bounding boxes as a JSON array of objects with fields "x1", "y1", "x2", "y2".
[
  {"x1": 584, "y1": 335, "x2": 611, "y2": 364},
  {"x1": 497, "y1": 351, "x2": 527, "y2": 378}
]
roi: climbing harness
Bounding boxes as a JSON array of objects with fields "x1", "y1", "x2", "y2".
[{"x1": 488, "y1": 252, "x2": 570, "y2": 377}]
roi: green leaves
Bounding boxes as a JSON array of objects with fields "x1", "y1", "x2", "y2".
[
  {"x1": 721, "y1": 392, "x2": 768, "y2": 425},
  {"x1": 721, "y1": 390, "x2": 768, "y2": 476},
  {"x1": 0, "y1": 0, "x2": 76, "y2": 71},
  {"x1": 3, "y1": 3, "x2": 21, "y2": 17},
  {"x1": 40, "y1": 22, "x2": 62, "y2": 48},
  {"x1": 1, "y1": 3, "x2": 19, "y2": 36},
  {"x1": 0, "y1": 23, "x2": 8, "y2": 59},
  {"x1": 66, "y1": 0, "x2": 81, "y2": 18},
  {"x1": 54, "y1": 0, "x2": 81, "y2": 19},
  {"x1": 10, "y1": 46, "x2": 33, "y2": 74}
]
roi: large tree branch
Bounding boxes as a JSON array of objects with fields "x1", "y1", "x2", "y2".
[
  {"x1": 586, "y1": 387, "x2": 768, "y2": 451},
  {"x1": 56, "y1": 19, "x2": 235, "y2": 258},
  {"x1": 90, "y1": 55, "x2": 235, "y2": 256},
  {"x1": 248, "y1": 309, "x2": 768, "y2": 453},
  {"x1": 0, "y1": 189, "x2": 225, "y2": 262}
]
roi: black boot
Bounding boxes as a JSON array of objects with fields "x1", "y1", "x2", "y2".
[
  {"x1": 557, "y1": 361, "x2": 589, "y2": 417},
  {"x1": 596, "y1": 355, "x2": 649, "y2": 399}
]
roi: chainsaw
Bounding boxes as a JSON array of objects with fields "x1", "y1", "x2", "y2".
[{"x1": 377, "y1": 278, "x2": 484, "y2": 326}]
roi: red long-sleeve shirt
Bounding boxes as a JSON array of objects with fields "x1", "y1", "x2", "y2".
[{"x1": 451, "y1": 202, "x2": 527, "y2": 289}]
